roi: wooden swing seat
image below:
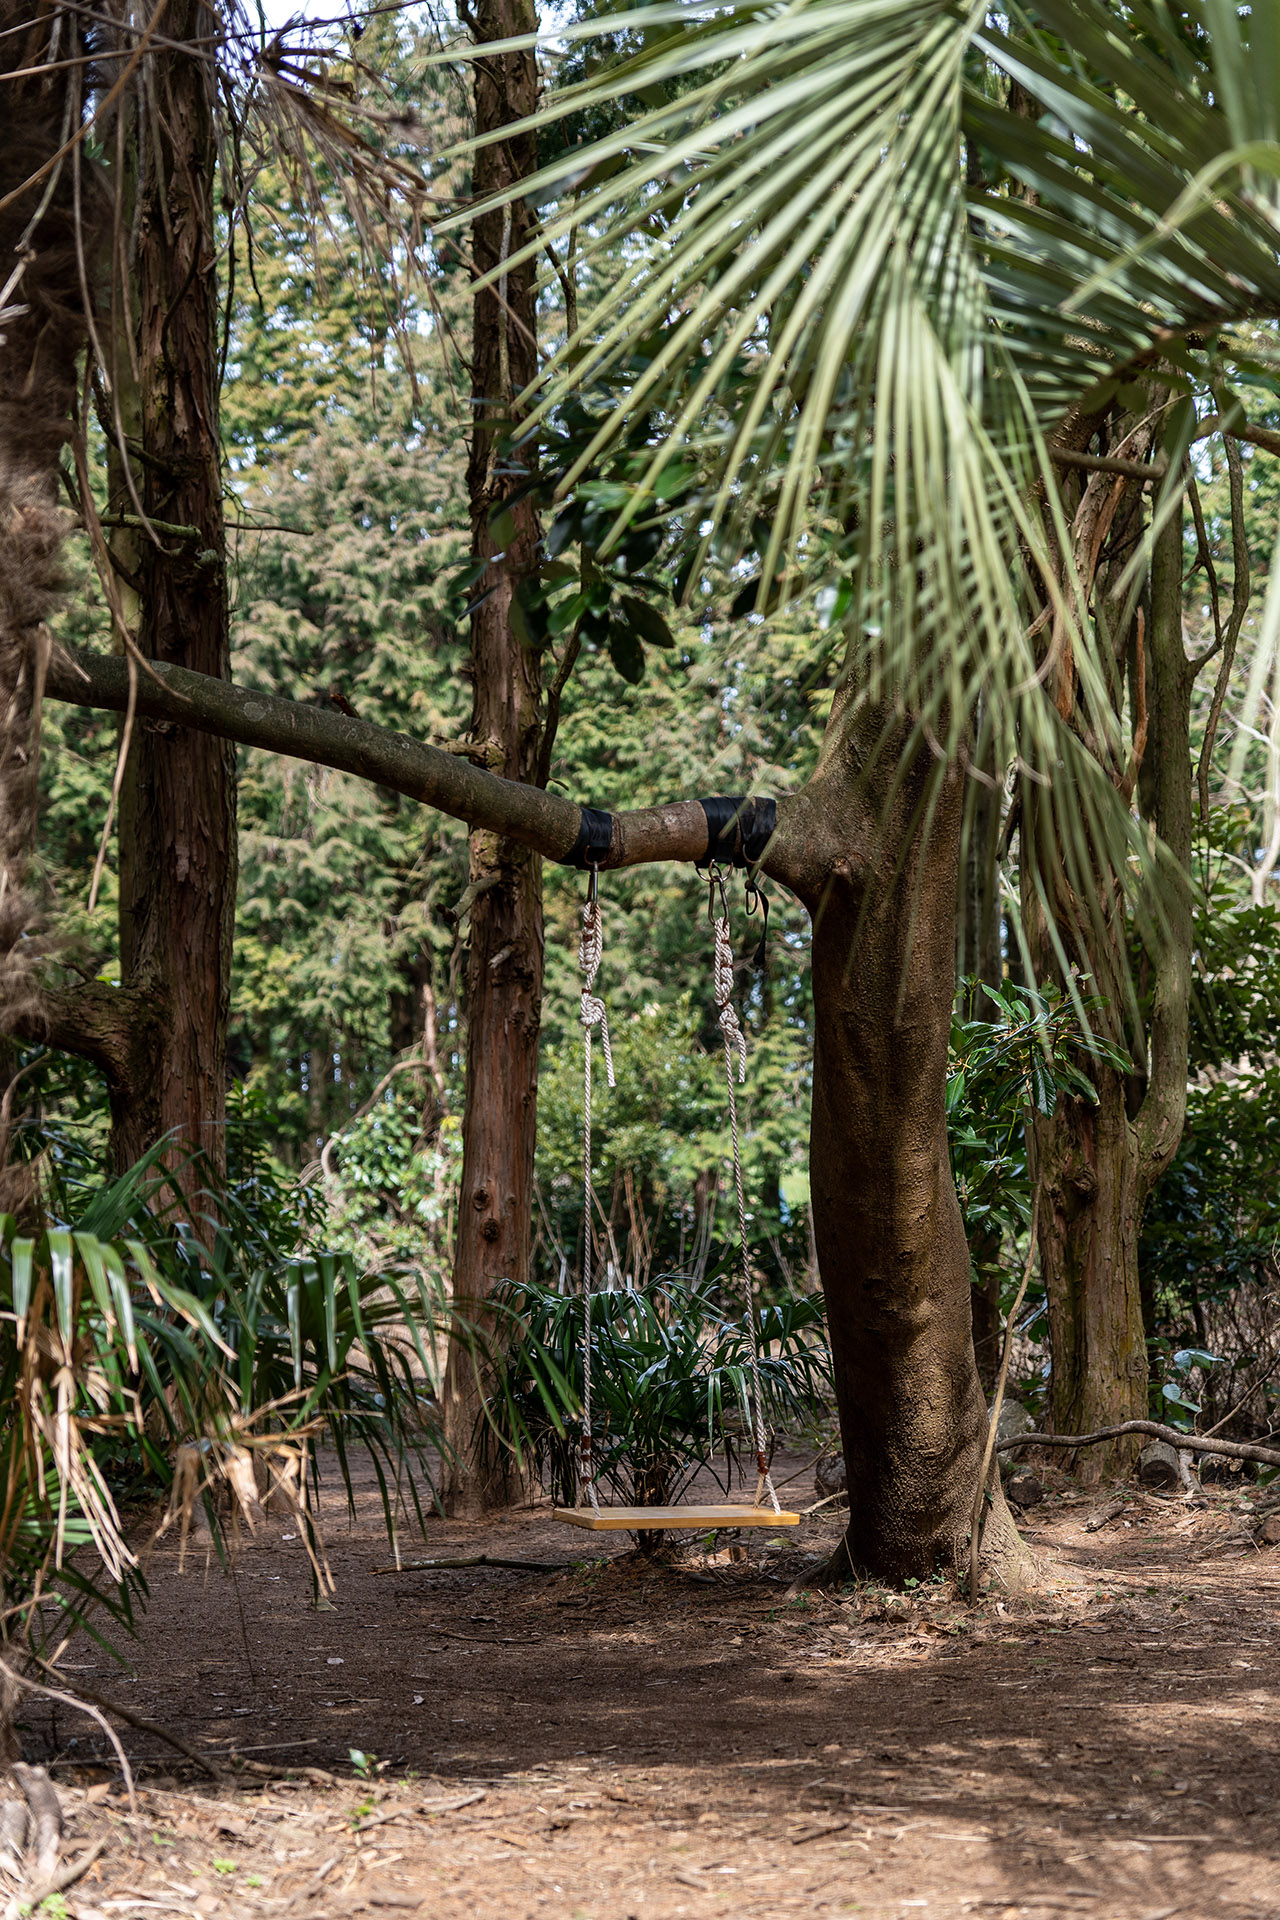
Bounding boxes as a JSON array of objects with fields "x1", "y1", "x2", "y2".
[{"x1": 552, "y1": 1505, "x2": 800, "y2": 1530}]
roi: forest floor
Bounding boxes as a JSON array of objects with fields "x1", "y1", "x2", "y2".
[{"x1": 16, "y1": 1446, "x2": 1280, "y2": 1920}]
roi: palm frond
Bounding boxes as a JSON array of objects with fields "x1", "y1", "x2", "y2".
[{"x1": 433, "y1": 0, "x2": 1280, "y2": 923}]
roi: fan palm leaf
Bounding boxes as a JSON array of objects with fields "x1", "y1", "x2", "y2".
[{"x1": 434, "y1": 0, "x2": 1280, "y2": 891}]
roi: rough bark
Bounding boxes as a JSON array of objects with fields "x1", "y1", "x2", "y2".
[
  {"x1": 442, "y1": 0, "x2": 546, "y2": 1516},
  {"x1": 0, "y1": 4, "x2": 105, "y2": 1208},
  {"x1": 798, "y1": 696, "x2": 1028, "y2": 1583},
  {"x1": 105, "y1": 0, "x2": 236, "y2": 1178}
]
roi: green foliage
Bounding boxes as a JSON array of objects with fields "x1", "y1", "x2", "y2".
[
  {"x1": 0, "y1": 1188, "x2": 218, "y2": 1649},
  {"x1": 1142, "y1": 894, "x2": 1280, "y2": 1432},
  {"x1": 535, "y1": 988, "x2": 812, "y2": 1294},
  {"x1": 1157, "y1": 1347, "x2": 1225, "y2": 1430},
  {"x1": 489, "y1": 1273, "x2": 830, "y2": 1519},
  {"x1": 948, "y1": 980, "x2": 1130, "y2": 1289},
  {"x1": 0, "y1": 1137, "x2": 461, "y2": 1657},
  {"x1": 320, "y1": 1095, "x2": 463, "y2": 1289}
]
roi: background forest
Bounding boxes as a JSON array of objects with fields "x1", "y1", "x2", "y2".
[{"x1": 5, "y1": 0, "x2": 1280, "y2": 1650}]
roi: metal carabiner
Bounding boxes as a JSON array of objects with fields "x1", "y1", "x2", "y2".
[
  {"x1": 586, "y1": 863, "x2": 599, "y2": 907},
  {"x1": 706, "y1": 861, "x2": 728, "y2": 923}
]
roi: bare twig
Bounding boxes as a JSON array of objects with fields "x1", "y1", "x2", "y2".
[
  {"x1": 372, "y1": 1554, "x2": 568, "y2": 1575},
  {"x1": 1203, "y1": 1347, "x2": 1280, "y2": 1439},
  {"x1": 536, "y1": 616, "x2": 583, "y2": 789},
  {"x1": 0, "y1": 1665, "x2": 135, "y2": 1816},
  {"x1": 310, "y1": 1052, "x2": 432, "y2": 1188},
  {"x1": 798, "y1": 1491, "x2": 847, "y2": 1517},
  {"x1": 1185, "y1": 464, "x2": 1223, "y2": 656}
]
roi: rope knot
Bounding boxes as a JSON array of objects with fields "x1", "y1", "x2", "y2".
[
  {"x1": 712, "y1": 914, "x2": 746, "y2": 1082},
  {"x1": 579, "y1": 899, "x2": 615, "y2": 1086}
]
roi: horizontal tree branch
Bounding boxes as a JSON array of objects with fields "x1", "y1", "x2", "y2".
[
  {"x1": 998, "y1": 1420, "x2": 1280, "y2": 1469},
  {"x1": 1050, "y1": 412, "x2": 1280, "y2": 485},
  {"x1": 1049, "y1": 446, "x2": 1166, "y2": 483},
  {"x1": 5, "y1": 979, "x2": 144, "y2": 1077},
  {"x1": 45, "y1": 647, "x2": 806, "y2": 886},
  {"x1": 1193, "y1": 414, "x2": 1280, "y2": 460}
]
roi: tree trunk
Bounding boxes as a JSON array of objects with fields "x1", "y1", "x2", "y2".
[
  {"x1": 107, "y1": 0, "x2": 236, "y2": 1181},
  {"x1": 798, "y1": 698, "x2": 1028, "y2": 1583},
  {"x1": 1028, "y1": 473, "x2": 1193, "y2": 1480},
  {"x1": 442, "y1": 0, "x2": 544, "y2": 1515},
  {"x1": 0, "y1": 9, "x2": 106, "y2": 1207},
  {"x1": 1033, "y1": 1067, "x2": 1147, "y2": 1455}
]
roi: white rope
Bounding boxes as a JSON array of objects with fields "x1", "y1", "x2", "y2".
[
  {"x1": 712, "y1": 907, "x2": 781, "y2": 1516},
  {"x1": 577, "y1": 892, "x2": 613, "y2": 1512}
]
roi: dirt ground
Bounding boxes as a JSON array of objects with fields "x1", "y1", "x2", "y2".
[{"x1": 18, "y1": 1447, "x2": 1280, "y2": 1920}]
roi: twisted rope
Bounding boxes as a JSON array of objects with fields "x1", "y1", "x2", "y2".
[
  {"x1": 711, "y1": 909, "x2": 780, "y2": 1516},
  {"x1": 577, "y1": 893, "x2": 613, "y2": 1512}
]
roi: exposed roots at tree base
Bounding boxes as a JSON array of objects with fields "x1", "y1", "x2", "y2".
[{"x1": 806, "y1": 1494, "x2": 1041, "y2": 1597}]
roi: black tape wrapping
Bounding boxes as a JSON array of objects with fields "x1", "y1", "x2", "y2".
[
  {"x1": 564, "y1": 806, "x2": 615, "y2": 870},
  {"x1": 695, "y1": 795, "x2": 777, "y2": 871}
]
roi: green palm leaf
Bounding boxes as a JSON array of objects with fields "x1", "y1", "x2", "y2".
[{"x1": 434, "y1": 0, "x2": 1280, "y2": 909}]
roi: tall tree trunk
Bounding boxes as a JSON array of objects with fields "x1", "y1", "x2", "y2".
[
  {"x1": 1029, "y1": 481, "x2": 1193, "y2": 1480},
  {"x1": 442, "y1": 0, "x2": 544, "y2": 1515},
  {"x1": 797, "y1": 697, "x2": 1028, "y2": 1583},
  {"x1": 4, "y1": 1, "x2": 234, "y2": 1189},
  {"x1": 107, "y1": 0, "x2": 236, "y2": 1180},
  {"x1": 0, "y1": 4, "x2": 104, "y2": 1210}
]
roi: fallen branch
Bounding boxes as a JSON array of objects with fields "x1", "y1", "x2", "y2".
[
  {"x1": 372, "y1": 1555, "x2": 569, "y2": 1576},
  {"x1": 997, "y1": 1421, "x2": 1280, "y2": 1469}
]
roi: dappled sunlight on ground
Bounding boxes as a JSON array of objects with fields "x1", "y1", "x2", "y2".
[{"x1": 21, "y1": 1453, "x2": 1280, "y2": 1919}]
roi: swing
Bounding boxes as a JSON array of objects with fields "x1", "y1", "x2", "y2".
[{"x1": 551, "y1": 863, "x2": 800, "y2": 1534}]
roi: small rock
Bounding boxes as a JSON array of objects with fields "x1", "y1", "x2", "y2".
[
  {"x1": 814, "y1": 1453, "x2": 847, "y2": 1501},
  {"x1": 1257, "y1": 1513, "x2": 1280, "y2": 1547},
  {"x1": 993, "y1": 1399, "x2": 1037, "y2": 1443},
  {"x1": 1006, "y1": 1469, "x2": 1043, "y2": 1509}
]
